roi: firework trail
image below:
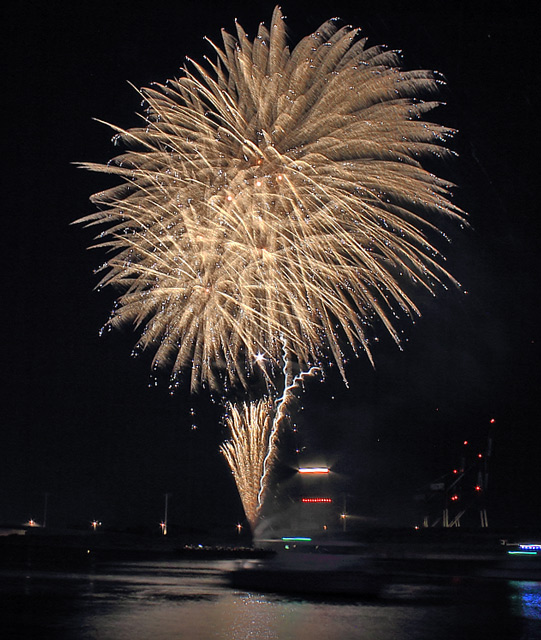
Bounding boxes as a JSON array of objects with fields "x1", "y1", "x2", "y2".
[
  {"x1": 220, "y1": 357, "x2": 320, "y2": 527},
  {"x1": 78, "y1": 6, "x2": 464, "y2": 526}
]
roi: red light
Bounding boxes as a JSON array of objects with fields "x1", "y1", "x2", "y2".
[
  {"x1": 475, "y1": 485, "x2": 482, "y2": 491},
  {"x1": 453, "y1": 469, "x2": 458, "y2": 474},
  {"x1": 301, "y1": 497, "x2": 332, "y2": 503},
  {"x1": 463, "y1": 440, "x2": 468, "y2": 446},
  {"x1": 478, "y1": 453, "x2": 482, "y2": 458},
  {"x1": 451, "y1": 494, "x2": 459, "y2": 501},
  {"x1": 490, "y1": 418, "x2": 495, "y2": 423}
]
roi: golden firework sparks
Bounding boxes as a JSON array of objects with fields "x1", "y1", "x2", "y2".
[{"x1": 78, "y1": 7, "x2": 465, "y2": 528}]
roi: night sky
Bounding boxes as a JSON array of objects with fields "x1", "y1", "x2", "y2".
[{"x1": 3, "y1": 0, "x2": 538, "y2": 536}]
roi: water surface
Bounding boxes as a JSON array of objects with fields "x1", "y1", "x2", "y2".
[{"x1": 1, "y1": 559, "x2": 540, "y2": 639}]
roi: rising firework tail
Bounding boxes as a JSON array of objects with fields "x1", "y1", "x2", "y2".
[{"x1": 77, "y1": 7, "x2": 465, "y2": 528}]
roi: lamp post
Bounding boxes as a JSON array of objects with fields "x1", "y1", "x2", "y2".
[
  {"x1": 43, "y1": 493, "x2": 49, "y2": 529},
  {"x1": 162, "y1": 493, "x2": 171, "y2": 536}
]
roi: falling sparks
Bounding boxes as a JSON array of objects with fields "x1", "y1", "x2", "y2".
[
  {"x1": 77, "y1": 6, "x2": 464, "y2": 529},
  {"x1": 220, "y1": 399, "x2": 274, "y2": 528}
]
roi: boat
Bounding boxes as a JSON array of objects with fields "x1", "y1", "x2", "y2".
[{"x1": 228, "y1": 538, "x2": 382, "y2": 596}]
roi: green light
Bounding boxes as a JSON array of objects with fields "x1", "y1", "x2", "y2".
[
  {"x1": 507, "y1": 551, "x2": 538, "y2": 555},
  {"x1": 282, "y1": 537, "x2": 312, "y2": 542}
]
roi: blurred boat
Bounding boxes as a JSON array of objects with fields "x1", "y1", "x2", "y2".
[{"x1": 228, "y1": 539, "x2": 382, "y2": 596}]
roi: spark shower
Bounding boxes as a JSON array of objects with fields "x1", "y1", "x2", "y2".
[{"x1": 77, "y1": 7, "x2": 464, "y2": 529}]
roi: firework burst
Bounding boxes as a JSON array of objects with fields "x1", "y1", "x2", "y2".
[
  {"x1": 77, "y1": 6, "x2": 463, "y2": 392},
  {"x1": 78, "y1": 7, "x2": 464, "y2": 528}
]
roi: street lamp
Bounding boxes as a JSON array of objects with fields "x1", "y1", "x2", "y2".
[{"x1": 162, "y1": 493, "x2": 171, "y2": 536}]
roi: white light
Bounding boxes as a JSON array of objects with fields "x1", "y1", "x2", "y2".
[{"x1": 298, "y1": 467, "x2": 330, "y2": 474}]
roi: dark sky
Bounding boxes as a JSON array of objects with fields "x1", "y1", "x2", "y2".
[{"x1": 2, "y1": 0, "x2": 538, "y2": 535}]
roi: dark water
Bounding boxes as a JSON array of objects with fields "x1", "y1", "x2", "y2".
[{"x1": 1, "y1": 559, "x2": 540, "y2": 639}]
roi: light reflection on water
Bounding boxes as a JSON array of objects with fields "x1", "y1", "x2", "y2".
[
  {"x1": 1, "y1": 560, "x2": 541, "y2": 639},
  {"x1": 510, "y1": 581, "x2": 541, "y2": 622}
]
